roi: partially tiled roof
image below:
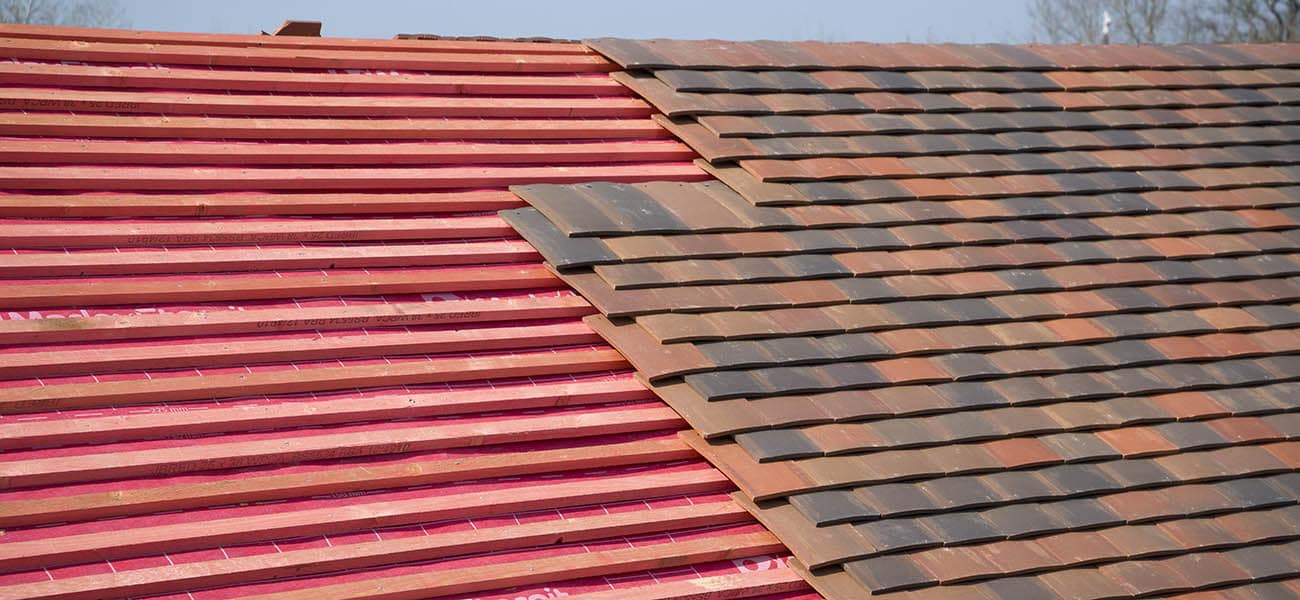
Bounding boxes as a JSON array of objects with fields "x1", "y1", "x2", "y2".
[
  {"x1": 508, "y1": 39, "x2": 1300, "y2": 599},
  {"x1": 0, "y1": 24, "x2": 819, "y2": 600}
]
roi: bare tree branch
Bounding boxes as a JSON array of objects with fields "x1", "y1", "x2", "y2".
[
  {"x1": 0, "y1": 0, "x2": 126, "y2": 28},
  {"x1": 1029, "y1": 0, "x2": 1298, "y2": 43},
  {"x1": 1030, "y1": 0, "x2": 1109, "y2": 43}
]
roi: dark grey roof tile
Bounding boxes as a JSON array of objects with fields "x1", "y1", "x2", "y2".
[
  {"x1": 1097, "y1": 459, "x2": 1179, "y2": 489},
  {"x1": 1040, "y1": 497, "x2": 1125, "y2": 530},
  {"x1": 1037, "y1": 464, "x2": 1121, "y2": 496},
  {"x1": 853, "y1": 517, "x2": 944, "y2": 553},
  {"x1": 978, "y1": 576, "x2": 1060, "y2": 600},
  {"x1": 789, "y1": 489, "x2": 878, "y2": 526},
  {"x1": 982, "y1": 503, "x2": 1068, "y2": 538},
  {"x1": 918, "y1": 476, "x2": 1003, "y2": 510},
  {"x1": 1223, "y1": 544, "x2": 1300, "y2": 580},
  {"x1": 683, "y1": 370, "x2": 767, "y2": 399},
  {"x1": 917, "y1": 511, "x2": 1003, "y2": 544},
  {"x1": 834, "y1": 278, "x2": 905, "y2": 302},
  {"x1": 998, "y1": 268, "x2": 1061, "y2": 292},
  {"x1": 1202, "y1": 359, "x2": 1279, "y2": 386},
  {"x1": 817, "y1": 361, "x2": 889, "y2": 389},
  {"x1": 934, "y1": 353, "x2": 1003, "y2": 380},
  {"x1": 1152, "y1": 421, "x2": 1231, "y2": 451},
  {"x1": 931, "y1": 381, "x2": 1008, "y2": 409},
  {"x1": 980, "y1": 471, "x2": 1061, "y2": 502},
  {"x1": 1216, "y1": 476, "x2": 1297, "y2": 509},
  {"x1": 735, "y1": 428, "x2": 822, "y2": 462},
  {"x1": 857, "y1": 482, "x2": 943, "y2": 517},
  {"x1": 1095, "y1": 340, "x2": 1166, "y2": 366},
  {"x1": 1039, "y1": 432, "x2": 1124, "y2": 462},
  {"x1": 755, "y1": 365, "x2": 832, "y2": 395}
]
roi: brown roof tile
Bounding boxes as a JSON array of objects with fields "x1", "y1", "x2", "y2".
[
  {"x1": 516, "y1": 37, "x2": 1300, "y2": 600},
  {"x1": 983, "y1": 437, "x2": 1064, "y2": 468},
  {"x1": 1096, "y1": 426, "x2": 1180, "y2": 457}
]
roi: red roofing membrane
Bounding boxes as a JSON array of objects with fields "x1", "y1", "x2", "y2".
[{"x1": 0, "y1": 23, "x2": 815, "y2": 600}]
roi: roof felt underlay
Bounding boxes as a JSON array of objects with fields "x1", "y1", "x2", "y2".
[
  {"x1": 508, "y1": 39, "x2": 1300, "y2": 599},
  {"x1": 0, "y1": 24, "x2": 818, "y2": 600}
]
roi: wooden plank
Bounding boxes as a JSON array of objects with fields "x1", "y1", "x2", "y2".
[
  {"x1": 0, "y1": 434, "x2": 685, "y2": 528},
  {"x1": 0, "y1": 87, "x2": 650, "y2": 118},
  {"x1": 0, "y1": 23, "x2": 595, "y2": 55},
  {"x1": 0, "y1": 240, "x2": 540, "y2": 277},
  {"x1": 566, "y1": 568, "x2": 809, "y2": 599},
  {"x1": 0, "y1": 215, "x2": 516, "y2": 247},
  {"x1": 0, "y1": 377, "x2": 650, "y2": 449},
  {"x1": 0, "y1": 468, "x2": 734, "y2": 572},
  {"x1": 0, "y1": 62, "x2": 628, "y2": 95},
  {"x1": 0, "y1": 138, "x2": 691, "y2": 166},
  {"x1": 0, "y1": 265, "x2": 562, "y2": 308},
  {"x1": 0, "y1": 190, "x2": 525, "y2": 218},
  {"x1": 0, "y1": 295, "x2": 594, "y2": 345},
  {"x1": 0, "y1": 113, "x2": 667, "y2": 140},
  {"x1": 0, "y1": 163, "x2": 708, "y2": 191},
  {"x1": 0, "y1": 320, "x2": 601, "y2": 380},
  {"x1": 0, "y1": 347, "x2": 629, "y2": 414},
  {"x1": 0, "y1": 404, "x2": 685, "y2": 488},
  {"x1": 237, "y1": 531, "x2": 784, "y2": 600},
  {"x1": 1, "y1": 502, "x2": 753, "y2": 600},
  {"x1": 0, "y1": 37, "x2": 614, "y2": 73}
]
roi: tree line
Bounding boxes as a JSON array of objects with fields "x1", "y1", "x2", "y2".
[
  {"x1": 0, "y1": 0, "x2": 124, "y2": 28},
  {"x1": 1031, "y1": 0, "x2": 1297, "y2": 43}
]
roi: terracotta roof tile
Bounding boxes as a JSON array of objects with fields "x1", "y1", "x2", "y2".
[{"x1": 517, "y1": 37, "x2": 1300, "y2": 600}]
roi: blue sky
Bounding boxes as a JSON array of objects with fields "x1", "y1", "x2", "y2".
[{"x1": 118, "y1": 0, "x2": 1034, "y2": 43}]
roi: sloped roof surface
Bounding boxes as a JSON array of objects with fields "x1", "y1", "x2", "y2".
[
  {"x1": 509, "y1": 39, "x2": 1300, "y2": 599},
  {"x1": 0, "y1": 24, "x2": 818, "y2": 600}
]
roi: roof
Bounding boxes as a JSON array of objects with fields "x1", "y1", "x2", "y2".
[
  {"x1": 0, "y1": 24, "x2": 817, "y2": 600},
  {"x1": 508, "y1": 39, "x2": 1300, "y2": 599}
]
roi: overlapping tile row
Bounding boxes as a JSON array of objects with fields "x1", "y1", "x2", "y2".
[
  {"x1": 587, "y1": 39, "x2": 1300, "y2": 71},
  {"x1": 591, "y1": 40, "x2": 1300, "y2": 211},
  {"x1": 509, "y1": 38, "x2": 1300, "y2": 599},
  {"x1": 0, "y1": 24, "x2": 821, "y2": 600}
]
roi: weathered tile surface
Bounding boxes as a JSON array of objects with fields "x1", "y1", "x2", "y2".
[{"x1": 515, "y1": 38, "x2": 1300, "y2": 599}]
